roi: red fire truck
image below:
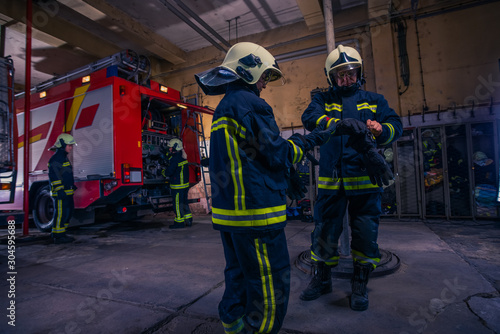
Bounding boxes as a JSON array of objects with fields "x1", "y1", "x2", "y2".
[{"x1": 0, "y1": 50, "x2": 212, "y2": 231}]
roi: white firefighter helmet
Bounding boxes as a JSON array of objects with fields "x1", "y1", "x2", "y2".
[
  {"x1": 168, "y1": 138, "x2": 183, "y2": 151},
  {"x1": 324, "y1": 45, "x2": 363, "y2": 87},
  {"x1": 51, "y1": 133, "x2": 76, "y2": 150},
  {"x1": 195, "y1": 42, "x2": 284, "y2": 95}
]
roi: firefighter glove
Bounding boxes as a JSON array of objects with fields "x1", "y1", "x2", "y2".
[
  {"x1": 335, "y1": 118, "x2": 367, "y2": 136},
  {"x1": 346, "y1": 129, "x2": 376, "y2": 154},
  {"x1": 362, "y1": 148, "x2": 394, "y2": 187},
  {"x1": 286, "y1": 166, "x2": 307, "y2": 201}
]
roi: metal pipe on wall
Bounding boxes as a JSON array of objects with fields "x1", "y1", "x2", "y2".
[{"x1": 23, "y1": 0, "x2": 32, "y2": 236}]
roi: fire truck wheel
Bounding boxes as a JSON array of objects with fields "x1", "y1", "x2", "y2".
[{"x1": 32, "y1": 185, "x2": 55, "y2": 232}]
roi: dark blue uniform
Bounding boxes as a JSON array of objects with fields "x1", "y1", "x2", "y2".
[
  {"x1": 210, "y1": 82, "x2": 303, "y2": 334},
  {"x1": 302, "y1": 87, "x2": 402, "y2": 268},
  {"x1": 48, "y1": 148, "x2": 75, "y2": 237},
  {"x1": 163, "y1": 150, "x2": 192, "y2": 225}
]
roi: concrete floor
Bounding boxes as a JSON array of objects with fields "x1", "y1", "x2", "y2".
[{"x1": 1, "y1": 214, "x2": 499, "y2": 334}]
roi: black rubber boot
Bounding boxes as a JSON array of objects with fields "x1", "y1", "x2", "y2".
[
  {"x1": 169, "y1": 222, "x2": 185, "y2": 229},
  {"x1": 350, "y1": 262, "x2": 373, "y2": 311},
  {"x1": 185, "y1": 218, "x2": 192, "y2": 227},
  {"x1": 300, "y1": 261, "x2": 332, "y2": 301}
]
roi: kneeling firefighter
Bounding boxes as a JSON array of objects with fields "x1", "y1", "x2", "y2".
[
  {"x1": 162, "y1": 138, "x2": 192, "y2": 229},
  {"x1": 48, "y1": 133, "x2": 78, "y2": 244}
]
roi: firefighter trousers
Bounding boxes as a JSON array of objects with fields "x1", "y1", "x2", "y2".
[
  {"x1": 311, "y1": 190, "x2": 382, "y2": 268},
  {"x1": 219, "y1": 229, "x2": 290, "y2": 334},
  {"x1": 171, "y1": 188, "x2": 192, "y2": 223},
  {"x1": 52, "y1": 196, "x2": 74, "y2": 236}
]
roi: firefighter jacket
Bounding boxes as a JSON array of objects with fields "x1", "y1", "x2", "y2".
[
  {"x1": 162, "y1": 151, "x2": 189, "y2": 190},
  {"x1": 209, "y1": 82, "x2": 304, "y2": 233},
  {"x1": 48, "y1": 148, "x2": 75, "y2": 197},
  {"x1": 302, "y1": 87, "x2": 402, "y2": 196}
]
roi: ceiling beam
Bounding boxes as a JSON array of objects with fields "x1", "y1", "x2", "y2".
[
  {"x1": 296, "y1": 0, "x2": 325, "y2": 30},
  {"x1": 81, "y1": 0, "x2": 187, "y2": 65},
  {"x1": 0, "y1": 0, "x2": 120, "y2": 58}
]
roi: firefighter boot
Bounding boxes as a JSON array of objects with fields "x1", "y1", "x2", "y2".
[
  {"x1": 350, "y1": 262, "x2": 373, "y2": 311},
  {"x1": 300, "y1": 261, "x2": 332, "y2": 301}
]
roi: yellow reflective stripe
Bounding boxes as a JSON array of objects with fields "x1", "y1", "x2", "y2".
[
  {"x1": 171, "y1": 183, "x2": 189, "y2": 189},
  {"x1": 380, "y1": 123, "x2": 395, "y2": 146},
  {"x1": 352, "y1": 249, "x2": 380, "y2": 269},
  {"x1": 174, "y1": 192, "x2": 184, "y2": 222},
  {"x1": 53, "y1": 199, "x2": 64, "y2": 233},
  {"x1": 177, "y1": 160, "x2": 188, "y2": 186},
  {"x1": 287, "y1": 139, "x2": 303, "y2": 164},
  {"x1": 316, "y1": 115, "x2": 327, "y2": 126},
  {"x1": 325, "y1": 103, "x2": 342, "y2": 112},
  {"x1": 318, "y1": 176, "x2": 379, "y2": 190},
  {"x1": 225, "y1": 128, "x2": 246, "y2": 210},
  {"x1": 51, "y1": 180, "x2": 62, "y2": 185},
  {"x1": 212, "y1": 205, "x2": 286, "y2": 227},
  {"x1": 255, "y1": 238, "x2": 276, "y2": 333},
  {"x1": 222, "y1": 317, "x2": 245, "y2": 334},
  {"x1": 211, "y1": 117, "x2": 247, "y2": 139},
  {"x1": 311, "y1": 251, "x2": 339, "y2": 266},
  {"x1": 357, "y1": 102, "x2": 377, "y2": 113},
  {"x1": 327, "y1": 118, "x2": 339, "y2": 127},
  {"x1": 343, "y1": 176, "x2": 379, "y2": 190},
  {"x1": 318, "y1": 176, "x2": 341, "y2": 190},
  {"x1": 62, "y1": 162, "x2": 71, "y2": 167}
]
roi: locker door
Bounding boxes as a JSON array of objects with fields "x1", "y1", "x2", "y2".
[
  {"x1": 445, "y1": 124, "x2": 473, "y2": 218},
  {"x1": 420, "y1": 127, "x2": 446, "y2": 217},
  {"x1": 470, "y1": 122, "x2": 498, "y2": 218},
  {"x1": 396, "y1": 129, "x2": 421, "y2": 217}
]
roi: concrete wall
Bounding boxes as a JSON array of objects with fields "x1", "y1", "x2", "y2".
[{"x1": 153, "y1": 0, "x2": 500, "y2": 137}]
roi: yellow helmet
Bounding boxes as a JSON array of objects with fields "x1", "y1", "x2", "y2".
[
  {"x1": 53, "y1": 133, "x2": 76, "y2": 149},
  {"x1": 195, "y1": 42, "x2": 284, "y2": 95},
  {"x1": 168, "y1": 138, "x2": 183, "y2": 151},
  {"x1": 324, "y1": 45, "x2": 363, "y2": 87}
]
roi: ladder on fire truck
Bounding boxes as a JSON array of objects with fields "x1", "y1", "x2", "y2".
[
  {"x1": 0, "y1": 56, "x2": 16, "y2": 204},
  {"x1": 15, "y1": 50, "x2": 151, "y2": 98},
  {"x1": 185, "y1": 110, "x2": 211, "y2": 213}
]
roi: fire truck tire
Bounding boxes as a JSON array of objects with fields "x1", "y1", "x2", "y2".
[{"x1": 32, "y1": 185, "x2": 55, "y2": 232}]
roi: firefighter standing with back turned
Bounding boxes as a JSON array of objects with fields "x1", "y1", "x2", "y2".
[
  {"x1": 300, "y1": 45, "x2": 403, "y2": 311},
  {"x1": 48, "y1": 133, "x2": 77, "y2": 244},
  {"x1": 162, "y1": 138, "x2": 193, "y2": 229},
  {"x1": 194, "y1": 42, "x2": 337, "y2": 334}
]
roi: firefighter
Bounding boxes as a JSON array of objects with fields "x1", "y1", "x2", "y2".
[
  {"x1": 300, "y1": 45, "x2": 403, "y2": 311},
  {"x1": 48, "y1": 133, "x2": 77, "y2": 244},
  {"x1": 194, "y1": 42, "x2": 335, "y2": 334},
  {"x1": 162, "y1": 138, "x2": 192, "y2": 229}
]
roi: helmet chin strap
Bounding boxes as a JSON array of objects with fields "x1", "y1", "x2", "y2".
[{"x1": 335, "y1": 80, "x2": 361, "y2": 95}]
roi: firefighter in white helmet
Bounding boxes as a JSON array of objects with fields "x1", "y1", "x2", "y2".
[
  {"x1": 162, "y1": 138, "x2": 192, "y2": 228},
  {"x1": 48, "y1": 133, "x2": 77, "y2": 244},
  {"x1": 195, "y1": 42, "x2": 336, "y2": 333},
  {"x1": 300, "y1": 45, "x2": 403, "y2": 310}
]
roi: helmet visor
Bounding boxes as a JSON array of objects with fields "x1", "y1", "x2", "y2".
[
  {"x1": 262, "y1": 68, "x2": 285, "y2": 87},
  {"x1": 195, "y1": 66, "x2": 240, "y2": 95},
  {"x1": 330, "y1": 63, "x2": 360, "y2": 78}
]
